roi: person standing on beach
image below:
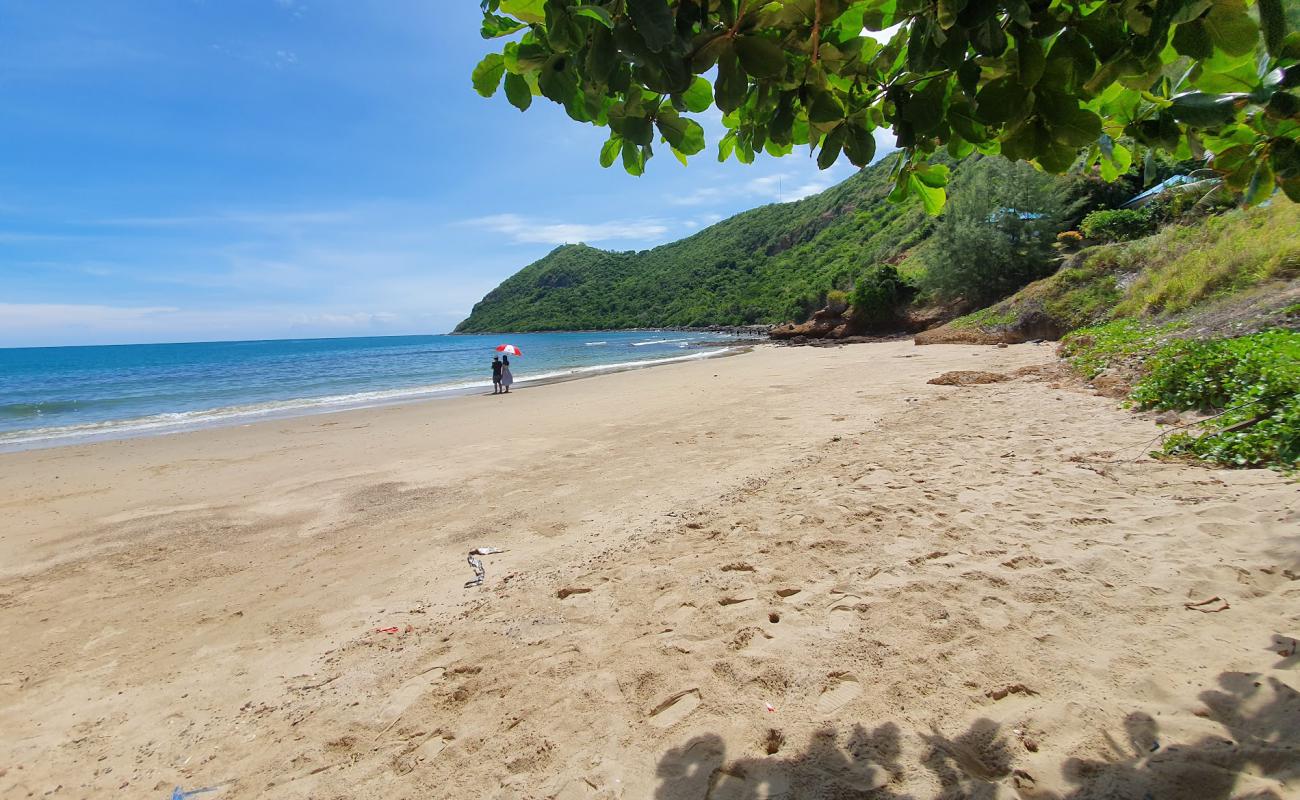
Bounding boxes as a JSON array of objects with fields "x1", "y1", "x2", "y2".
[
  {"x1": 500, "y1": 355, "x2": 514, "y2": 394},
  {"x1": 491, "y1": 356, "x2": 503, "y2": 394}
]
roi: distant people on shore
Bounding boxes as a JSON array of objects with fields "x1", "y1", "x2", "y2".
[
  {"x1": 491, "y1": 356, "x2": 503, "y2": 394},
  {"x1": 500, "y1": 355, "x2": 514, "y2": 393}
]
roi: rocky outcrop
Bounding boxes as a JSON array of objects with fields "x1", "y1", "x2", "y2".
[
  {"x1": 771, "y1": 295, "x2": 970, "y2": 345},
  {"x1": 915, "y1": 309, "x2": 1065, "y2": 346},
  {"x1": 926, "y1": 371, "x2": 1011, "y2": 386},
  {"x1": 768, "y1": 305, "x2": 855, "y2": 341}
]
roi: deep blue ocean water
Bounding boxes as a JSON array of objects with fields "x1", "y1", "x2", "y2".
[{"x1": 0, "y1": 332, "x2": 737, "y2": 450}]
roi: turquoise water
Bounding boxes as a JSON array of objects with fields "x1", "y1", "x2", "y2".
[{"x1": 0, "y1": 332, "x2": 738, "y2": 450}]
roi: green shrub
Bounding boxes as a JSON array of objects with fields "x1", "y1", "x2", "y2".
[
  {"x1": 851, "y1": 264, "x2": 916, "y2": 325},
  {"x1": 948, "y1": 306, "x2": 1019, "y2": 330},
  {"x1": 825, "y1": 289, "x2": 850, "y2": 310},
  {"x1": 1058, "y1": 319, "x2": 1174, "y2": 378},
  {"x1": 921, "y1": 157, "x2": 1078, "y2": 305},
  {"x1": 1132, "y1": 331, "x2": 1300, "y2": 469},
  {"x1": 1080, "y1": 208, "x2": 1155, "y2": 242}
]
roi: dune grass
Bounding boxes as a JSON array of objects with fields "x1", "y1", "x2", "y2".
[{"x1": 1105, "y1": 200, "x2": 1299, "y2": 317}]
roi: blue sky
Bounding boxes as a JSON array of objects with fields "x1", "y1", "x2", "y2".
[{"x1": 0, "y1": 1, "x2": 891, "y2": 347}]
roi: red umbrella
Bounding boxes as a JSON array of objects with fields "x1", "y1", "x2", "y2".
[{"x1": 496, "y1": 344, "x2": 522, "y2": 356}]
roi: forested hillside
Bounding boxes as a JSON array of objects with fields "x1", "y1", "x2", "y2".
[{"x1": 455, "y1": 156, "x2": 932, "y2": 332}]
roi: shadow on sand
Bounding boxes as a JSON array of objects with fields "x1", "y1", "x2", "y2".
[{"x1": 653, "y1": 668, "x2": 1299, "y2": 799}]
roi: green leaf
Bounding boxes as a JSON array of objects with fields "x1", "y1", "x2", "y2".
[
  {"x1": 718, "y1": 130, "x2": 737, "y2": 162},
  {"x1": 1271, "y1": 139, "x2": 1300, "y2": 201},
  {"x1": 843, "y1": 123, "x2": 878, "y2": 167},
  {"x1": 1001, "y1": 117, "x2": 1043, "y2": 161},
  {"x1": 734, "y1": 36, "x2": 786, "y2": 80},
  {"x1": 715, "y1": 46, "x2": 747, "y2": 114},
  {"x1": 975, "y1": 78, "x2": 1027, "y2": 124},
  {"x1": 600, "y1": 135, "x2": 624, "y2": 168},
  {"x1": 481, "y1": 13, "x2": 526, "y2": 39},
  {"x1": 627, "y1": 0, "x2": 676, "y2": 53},
  {"x1": 1099, "y1": 135, "x2": 1132, "y2": 181},
  {"x1": 1256, "y1": 0, "x2": 1287, "y2": 56},
  {"x1": 537, "y1": 55, "x2": 577, "y2": 104},
  {"x1": 1172, "y1": 20, "x2": 1214, "y2": 60},
  {"x1": 909, "y1": 172, "x2": 947, "y2": 215},
  {"x1": 947, "y1": 100, "x2": 988, "y2": 143},
  {"x1": 622, "y1": 142, "x2": 646, "y2": 176},
  {"x1": 807, "y1": 89, "x2": 845, "y2": 127},
  {"x1": 499, "y1": 0, "x2": 546, "y2": 25},
  {"x1": 1244, "y1": 157, "x2": 1275, "y2": 205},
  {"x1": 573, "y1": 5, "x2": 615, "y2": 28},
  {"x1": 656, "y1": 111, "x2": 706, "y2": 155},
  {"x1": 1169, "y1": 91, "x2": 1245, "y2": 127},
  {"x1": 937, "y1": 0, "x2": 968, "y2": 29},
  {"x1": 912, "y1": 162, "x2": 950, "y2": 188},
  {"x1": 1016, "y1": 38, "x2": 1046, "y2": 88},
  {"x1": 472, "y1": 53, "x2": 506, "y2": 98},
  {"x1": 817, "y1": 125, "x2": 848, "y2": 170},
  {"x1": 970, "y1": 17, "x2": 1008, "y2": 56},
  {"x1": 586, "y1": 26, "x2": 617, "y2": 83},
  {"x1": 681, "y1": 77, "x2": 713, "y2": 113},
  {"x1": 503, "y1": 71, "x2": 532, "y2": 111},
  {"x1": 1049, "y1": 106, "x2": 1103, "y2": 147},
  {"x1": 1203, "y1": 0, "x2": 1260, "y2": 56}
]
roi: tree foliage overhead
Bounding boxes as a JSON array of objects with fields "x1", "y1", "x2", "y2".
[{"x1": 475, "y1": 0, "x2": 1300, "y2": 210}]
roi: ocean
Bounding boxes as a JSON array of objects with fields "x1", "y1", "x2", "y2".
[{"x1": 0, "y1": 331, "x2": 740, "y2": 451}]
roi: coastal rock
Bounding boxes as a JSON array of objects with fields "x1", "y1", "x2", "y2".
[{"x1": 927, "y1": 371, "x2": 1011, "y2": 386}]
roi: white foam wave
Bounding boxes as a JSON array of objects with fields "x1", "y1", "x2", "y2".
[
  {"x1": 584, "y1": 341, "x2": 608, "y2": 346},
  {"x1": 0, "y1": 347, "x2": 735, "y2": 451}
]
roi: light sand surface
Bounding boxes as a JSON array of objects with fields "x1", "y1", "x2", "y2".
[{"x1": 1, "y1": 342, "x2": 1297, "y2": 799}]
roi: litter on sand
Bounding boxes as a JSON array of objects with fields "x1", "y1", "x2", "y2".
[
  {"x1": 1184, "y1": 596, "x2": 1230, "y2": 613},
  {"x1": 376, "y1": 627, "x2": 400, "y2": 634},
  {"x1": 171, "y1": 787, "x2": 219, "y2": 800},
  {"x1": 464, "y1": 546, "x2": 506, "y2": 588}
]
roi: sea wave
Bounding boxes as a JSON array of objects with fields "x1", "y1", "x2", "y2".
[
  {"x1": 631, "y1": 338, "x2": 676, "y2": 346},
  {"x1": 584, "y1": 341, "x2": 608, "y2": 346},
  {"x1": 0, "y1": 347, "x2": 734, "y2": 450}
]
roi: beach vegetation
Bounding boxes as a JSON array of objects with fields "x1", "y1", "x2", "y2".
[
  {"x1": 1136, "y1": 330, "x2": 1300, "y2": 469},
  {"x1": 919, "y1": 157, "x2": 1078, "y2": 305},
  {"x1": 850, "y1": 264, "x2": 916, "y2": 326},
  {"x1": 1080, "y1": 208, "x2": 1157, "y2": 242},
  {"x1": 1058, "y1": 319, "x2": 1178, "y2": 378}
]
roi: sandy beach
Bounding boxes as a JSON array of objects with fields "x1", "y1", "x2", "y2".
[{"x1": 1, "y1": 341, "x2": 1296, "y2": 799}]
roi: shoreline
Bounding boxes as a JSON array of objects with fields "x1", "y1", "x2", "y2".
[{"x1": 0, "y1": 343, "x2": 749, "y2": 454}]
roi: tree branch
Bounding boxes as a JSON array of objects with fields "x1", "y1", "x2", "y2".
[{"x1": 812, "y1": 0, "x2": 823, "y2": 64}]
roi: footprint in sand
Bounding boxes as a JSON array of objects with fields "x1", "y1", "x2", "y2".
[
  {"x1": 373, "y1": 667, "x2": 445, "y2": 732},
  {"x1": 648, "y1": 688, "x2": 701, "y2": 728},
  {"x1": 815, "y1": 674, "x2": 862, "y2": 715}
]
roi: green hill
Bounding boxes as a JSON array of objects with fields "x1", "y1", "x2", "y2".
[{"x1": 455, "y1": 156, "x2": 931, "y2": 332}]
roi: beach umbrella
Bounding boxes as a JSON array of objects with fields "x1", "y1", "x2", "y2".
[{"x1": 496, "y1": 344, "x2": 522, "y2": 356}]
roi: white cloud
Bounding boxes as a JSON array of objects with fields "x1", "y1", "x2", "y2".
[
  {"x1": 667, "y1": 187, "x2": 726, "y2": 206},
  {"x1": 93, "y1": 209, "x2": 354, "y2": 228},
  {"x1": 0, "y1": 303, "x2": 412, "y2": 347},
  {"x1": 461, "y1": 213, "x2": 670, "y2": 245},
  {"x1": 745, "y1": 171, "x2": 840, "y2": 203}
]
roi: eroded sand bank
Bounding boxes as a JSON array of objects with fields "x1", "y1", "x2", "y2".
[{"x1": 1, "y1": 342, "x2": 1296, "y2": 799}]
